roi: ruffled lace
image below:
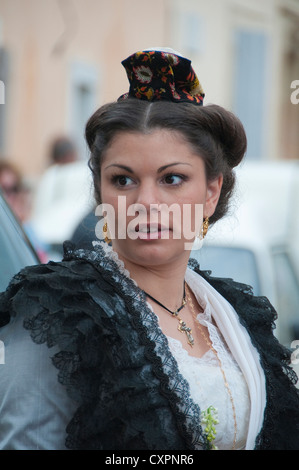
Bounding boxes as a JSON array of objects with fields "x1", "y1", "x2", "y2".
[
  {"x1": 92, "y1": 241, "x2": 133, "y2": 282},
  {"x1": 63, "y1": 241, "x2": 208, "y2": 449}
]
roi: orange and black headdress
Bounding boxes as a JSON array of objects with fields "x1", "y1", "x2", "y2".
[{"x1": 118, "y1": 48, "x2": 205, "y2": 106}]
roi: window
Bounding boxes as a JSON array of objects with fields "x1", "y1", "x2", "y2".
[
  {"x1": 181, "y1": 12, "x2": 205, "y2": 56},
  {"x1": 68, "y1": 62, "x2": 99, "y2": 160},
  {"x1": 233, "y1": 29, "x2": 269, "y2": 159}
]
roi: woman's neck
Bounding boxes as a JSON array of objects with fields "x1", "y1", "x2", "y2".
[{"x1": 116, "y1": 251, "x2": 189, "y2": 312}]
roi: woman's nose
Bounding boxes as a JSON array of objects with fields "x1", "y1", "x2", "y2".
[{"x1": 134, "y1": 181, "x2": 161, "y2": 210}]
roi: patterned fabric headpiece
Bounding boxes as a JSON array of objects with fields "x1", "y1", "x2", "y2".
[{"x1": 118, "y1": 48, "x2": 205, "y2": 105}]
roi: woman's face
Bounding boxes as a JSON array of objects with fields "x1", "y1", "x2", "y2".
[{"x1": 100, "y1": 129, "x2": 222, "y2": 270}]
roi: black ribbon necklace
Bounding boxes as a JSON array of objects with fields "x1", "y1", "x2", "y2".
[{"x1": 143, "y1": 282, "x2": 195, "y2": 347}]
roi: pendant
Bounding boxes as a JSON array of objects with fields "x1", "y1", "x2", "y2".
[{"x1": 177, "y1": 319, "x2": 194, "y2": 347}]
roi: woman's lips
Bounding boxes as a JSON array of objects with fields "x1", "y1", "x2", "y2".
[{"x1": 133, "y1": 223, "x2": 171, "y2": 240}]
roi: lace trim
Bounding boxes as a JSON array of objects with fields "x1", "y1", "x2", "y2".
[
  {"x1": 65, "y1": 241, "x2": 209, "y2": 450},
  {"x1": 92, "y1": 241, "x2": 134, "y2": 283}
]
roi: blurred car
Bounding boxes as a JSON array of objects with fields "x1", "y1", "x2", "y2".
[
  {"x1": 191, "y1": 160, "x2": 299, "y2": 383},
  {"x1": 0, "y1": 191, "x2": 40, "y2": 293}
]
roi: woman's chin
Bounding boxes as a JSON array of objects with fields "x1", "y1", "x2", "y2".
[{"x1": 112, "y1": 238, "x2": 190, "y2": 269}]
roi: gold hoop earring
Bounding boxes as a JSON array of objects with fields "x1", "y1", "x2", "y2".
[
  {"x1": 103, "y1": 221, "x2": 111, "y2": 244},
  {"x1": 200, "y1": 216, "x2": 209, "y2": 240}
]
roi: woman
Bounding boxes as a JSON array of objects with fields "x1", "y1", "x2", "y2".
[{"x1": 0, "y1": 49, "x2": 298, "y2": 451}]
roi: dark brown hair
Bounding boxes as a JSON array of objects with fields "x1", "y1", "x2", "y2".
[{"x1": 85, "y1": 99, "x2": 247, "y2": 224}]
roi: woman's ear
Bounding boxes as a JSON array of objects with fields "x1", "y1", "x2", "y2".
[{"x1": 204, "y1": 174, "x2": 223, "y2": 218}]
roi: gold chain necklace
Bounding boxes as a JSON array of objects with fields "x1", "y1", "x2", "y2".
[{"x1": 185, "y1": 283, "x2": 238, "y2": 450}]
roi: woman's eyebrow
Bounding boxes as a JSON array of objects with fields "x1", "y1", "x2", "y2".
[
  {"x1": 104, "y1": 164, "x2": 134, "y2": 173},
  {"x1": 157, "y1": 162, "x2": 192, "y2": 173},
  {"x1": 104, "y1": 162, "x2": 192, "y2": 173}
]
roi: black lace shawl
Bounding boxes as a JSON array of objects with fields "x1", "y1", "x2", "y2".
[{"x1": 0, "y1": 241, "x2": 298, "y2": 450}]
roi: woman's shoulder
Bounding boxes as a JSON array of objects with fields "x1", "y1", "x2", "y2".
[
  {"x1": 0, "y1": 242, "x2": 113, "y2": 328},
  {"x1": 187, "y1": 257, "x2": 284, "y2": 357},
  {"x1": 188, "y1": 256, "x2": 277, "y2": 328}
]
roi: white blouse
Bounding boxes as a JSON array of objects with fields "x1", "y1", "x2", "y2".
[
  {"x1": 172, "y1": 267, "x2": 266, "y2": 450},
  {"x1": 167, "y1": 304, "x2": 251, "y2": 450}
]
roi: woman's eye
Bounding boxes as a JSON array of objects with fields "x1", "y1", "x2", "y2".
[
  {"x1": 112, "y1": 175, "x2": 134, "y2": 187},
  {"x1": 163, "y1": 174, "x2": 185, "y2": 186}
]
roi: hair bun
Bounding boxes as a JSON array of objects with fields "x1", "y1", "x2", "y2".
[{"x1": 200, "y1": 104, "x2": 247, "y2": 168}]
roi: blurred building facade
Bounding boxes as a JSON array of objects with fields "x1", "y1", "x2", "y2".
[{"x1": 0, "y1": 0, "x2": 298, "y2": 180}]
